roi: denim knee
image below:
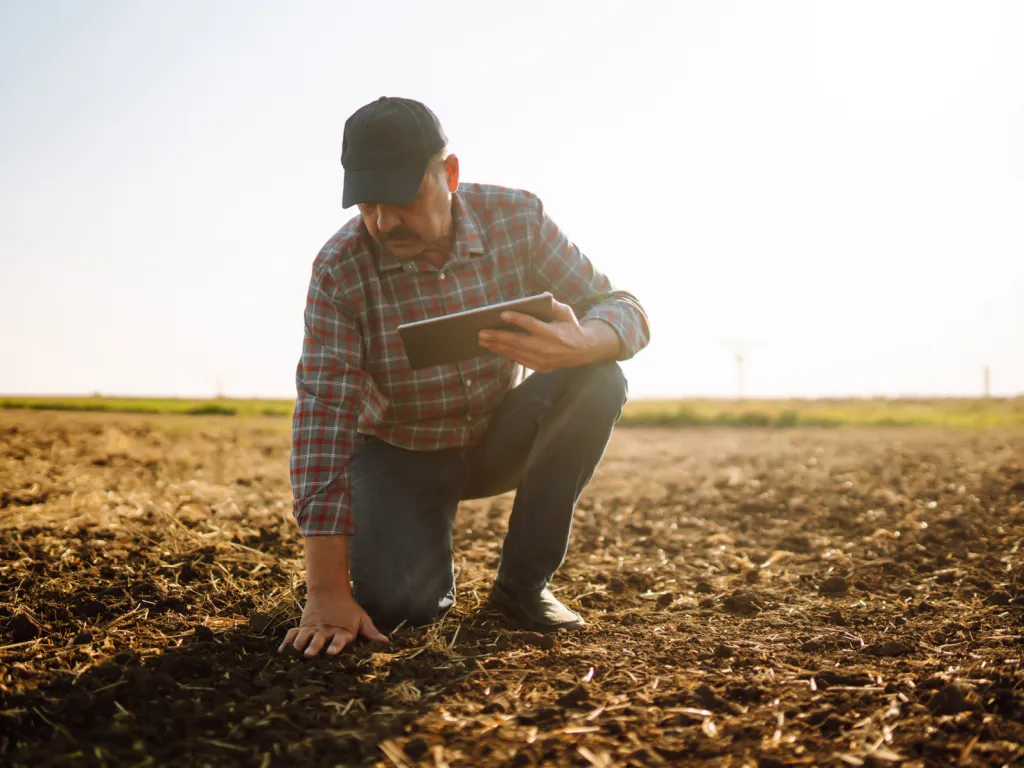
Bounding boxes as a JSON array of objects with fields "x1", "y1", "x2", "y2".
[
  {"x1": 579, "y1": 361, "x2": 628, "y2": 414},
  {"x1": 353, "y1": 583, "x2": 453, "y2": 631}
]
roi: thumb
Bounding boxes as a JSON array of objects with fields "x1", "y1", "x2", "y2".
[
  {"x1": 552, "y1": 300, "x2": 576, "y2": 322},
  {"x1": 359, "y1": 614, "x2": 388, "y2": 643}
]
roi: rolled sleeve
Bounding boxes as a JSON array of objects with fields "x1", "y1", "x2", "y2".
[
  {"x1": 526, "y1": 194, "x2": 651, "y2": 361},
  {"x1": 580, "y1": 301, "x2": 648, "y2": 361},
  {"x1": 289, "y1": 268, "x2": 365, "y2": 536}
]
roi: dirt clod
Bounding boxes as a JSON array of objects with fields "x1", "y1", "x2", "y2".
[
  {"x1": 248, "y1": 612, "x2": 273, "y2": 634},
  {"x1": 512, "y1": 631, "x2": 555, "y2": 650},
  {"x1": 555, "y1": 684, "x2": 589, "y2": 708},
  {"x1": 404, "y1": 737, "x2": 428, "y2": 759},
  {"x1": 985, "y1": 591, "x2": 1012, "y2": 606},
  {"x1": 819, "y1": 575, "x2": 850, "y2": 595},
  {"x1": 6, "y1": 614, "x2": 40, "y2": 643},
  {"x1": 816, "y1": 670, "x2": 875, "y2": 688},
  {"x1": 927, "y1": 683, "x2": 974, "y2": 715},
  {"x1": 516, "y1": 706, "x2": 559, "y2": 725},
  {"x1": 723, "y1": 589, "x2": 764, "y2": 615},
  {"x1": 865, "y1": 640, "x2": 914, "y2": 657}
]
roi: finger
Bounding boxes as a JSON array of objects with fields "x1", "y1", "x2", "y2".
[
  {"x1": 359, "y1": 615, "x2": 388, "y2": 644},
  {"x1": 492, "y1": 347, "x2": 544, "y2": 369},
  {"x1": 498, "y1": 311, "x2": 557, "y2": 337},
  {"x1": 278, "y1": 627, "x2": 299, "y2": 653},
  {"x1": 326, "y1": 629, "x2": 356, "y2": 656},
  {"x1": 485, "y1": 343, "x2": 546, "y2": 371},
  {"x1": 290, "y1": 626, "x2": 316, "y2": 654},
  {"x1": 483, "y1": 334, "x2": 549, "y2": 359},
  {"x1": 480, "y1": 336, "x2": 528, "y2": 358},
  {"x1": 482, "y1": 330, "x2": 554, "y2": 354},
  {"x1": 479, "y1": 328, "x2": 532, "y2": 348},
  {"x1": 303, "y1": 630, "x2": 333, "y2": 658}
]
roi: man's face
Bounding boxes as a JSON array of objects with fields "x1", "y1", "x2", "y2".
[{"x1": 358, "y1": 156, "x2": 460, "y2": 259}]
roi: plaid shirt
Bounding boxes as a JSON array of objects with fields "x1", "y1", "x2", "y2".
[{"x1": 290, "y1": 183, "x2": 650, "y2": 536}]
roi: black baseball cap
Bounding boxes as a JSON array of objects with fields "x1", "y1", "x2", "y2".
[{"x1": 340, "y1": 96, "x2": 448, "y2": 209}]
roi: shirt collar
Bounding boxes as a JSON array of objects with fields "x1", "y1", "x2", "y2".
[
  {"x1": 372, "y1": 191, "x2": 485, "y2": 273},
  {"x1": 449, "y1": 192, "x2": 485, "y2": 262}
]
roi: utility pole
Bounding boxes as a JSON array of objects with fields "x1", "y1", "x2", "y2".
[
  {"x1": 983, "y1": 366, "x2": 990, "y2": 398},
  {"x1": 734, "y1": 346, "x2": 745, "y2": 401},
  {"x1": 718, "y1": 339, "x2": 758, "y2": 402}
]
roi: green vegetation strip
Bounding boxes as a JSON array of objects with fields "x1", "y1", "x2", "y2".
[
  {"x1": 3, "y1": 395, "x2": 1022, "y2": 428},
  {"x1": 621, "y1": 397, "x2": 1024, "y2": 428},
  {"x1": 0, "y1": 397, "x2": 291, "y2": 418}
]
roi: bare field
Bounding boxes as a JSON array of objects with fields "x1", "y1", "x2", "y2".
[{"x1": 2, "y1": 411, "x2": 1023, "y2": 767}]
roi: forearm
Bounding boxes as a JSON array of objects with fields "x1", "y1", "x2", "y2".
[
  {"x1": 527, "y1": 195, "x2": 650, "y2": 361},
  {"x1": 304, "y1": 534, "x2": 352, "y2": 597},
  {"x1": 290, "y1": 266, "x2": 367, "y2": 537},
  {"x1": 582, "y1": 318, "x2": 623, "y2": 363}
]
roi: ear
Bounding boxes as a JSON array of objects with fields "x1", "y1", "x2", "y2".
[{"x1": 443, "y1": 154, "x2": 460, "y2": 193}]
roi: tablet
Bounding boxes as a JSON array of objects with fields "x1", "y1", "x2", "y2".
[{"x1": 397, "y1": 292, "x2": 555, "y2": 369}]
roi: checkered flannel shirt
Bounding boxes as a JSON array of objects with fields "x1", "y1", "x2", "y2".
[{"x1": 290, "y1": 182, "x2": 650, "y2": 536}]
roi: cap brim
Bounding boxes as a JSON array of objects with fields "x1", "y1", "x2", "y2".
[{"x1": 342, "y1": 162, "x2": 426, "y2": 208}]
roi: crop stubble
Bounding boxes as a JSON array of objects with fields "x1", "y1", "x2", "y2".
[{"x1": 1, "y1": 411, "x2": 1023, "y2": 767}]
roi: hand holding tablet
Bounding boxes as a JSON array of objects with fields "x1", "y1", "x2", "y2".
[{"x1": 397, "y1": 293, "x2": 556, "y2": 369}]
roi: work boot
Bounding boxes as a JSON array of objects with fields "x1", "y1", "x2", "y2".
[{"x1": 488, "y1": 580, "x2": 585, "y2": 631}]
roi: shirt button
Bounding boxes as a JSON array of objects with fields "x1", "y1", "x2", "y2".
[
  {"x1": 465, "y1": 379, "x2": 472, "y2": 387},
  {"x1": 465, "y1": 415, "x2": 472, "y2": 422},
  {"x1": 439, "y1": 272, "x2": 446, "y2": 279}
]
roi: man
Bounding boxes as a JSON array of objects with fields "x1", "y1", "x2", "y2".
[{"x1": 279, "y1": 97, "x2": 650, "y2": 659}]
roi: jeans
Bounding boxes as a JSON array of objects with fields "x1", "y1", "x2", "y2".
[{"x1": 347, "y1": 361, "x2": 628, "y2": 632}]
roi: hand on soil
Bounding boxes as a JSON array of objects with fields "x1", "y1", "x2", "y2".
[{"x1": 278, "y1": 592, "x2": 387, "y2": 657}]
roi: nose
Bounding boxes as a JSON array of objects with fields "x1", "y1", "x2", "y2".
[{"x1": 376, "y1": 206, "x2": 400, "y2": 234}]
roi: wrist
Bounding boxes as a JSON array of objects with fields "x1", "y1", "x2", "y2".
[
  {"x1": 304, "y1": 534, "x2": 353, "y2": 597},
  {"x1": 307, "y1": 578, "x2": 353, "y2": 597},
  {"x1": 307, "y1": 587, "x2": 354, "y2": 604},
  {"x1": 581, "y1": 319, "x2": 622, "y2": 363}
]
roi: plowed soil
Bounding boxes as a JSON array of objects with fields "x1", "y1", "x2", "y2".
[{"x1": 2, "y1": 411, "x2": 1023, "y2": 767}]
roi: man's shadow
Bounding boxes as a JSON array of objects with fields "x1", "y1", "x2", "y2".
[{"x1": 2, "y1": 605, "x2": 531, "y2": 768}]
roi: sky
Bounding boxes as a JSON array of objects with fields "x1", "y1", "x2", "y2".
[{"x1": 1, "y1": 0, "x2": 1021, "y2": 399}]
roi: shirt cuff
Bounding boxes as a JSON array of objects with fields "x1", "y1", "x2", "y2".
[
  {"x1": 582, "y1": 303, "x2": 646, "y2": 361},
  {"x1": 294, "y1": 486, "x2": 356, "y2": 536}
]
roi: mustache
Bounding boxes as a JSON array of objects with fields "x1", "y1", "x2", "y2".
[{"x1": 381, "y1": 227, "x2": 419, "y2": 243}]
